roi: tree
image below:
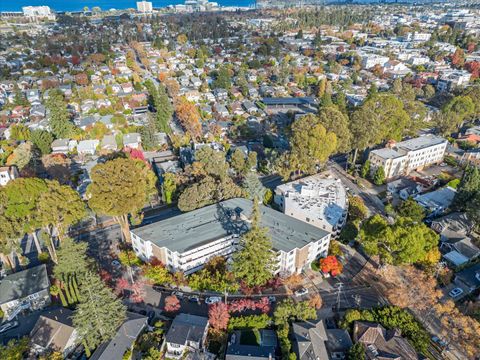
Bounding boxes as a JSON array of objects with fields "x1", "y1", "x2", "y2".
[
  {"x1": 274, "y1": 298, "x2": 317, "y2": 326},
  {"x1": 142, "y1": 262, "x2": 172, "y2": 285},
  {"x1": 164, "y1": 295, "x2": 181, "y2": 313},
  {"x1": 318, "y1": 105, "x2": 352, "y2": 153},
  {"x1": 213, "y1": 66, "x2": 232, "y2": 90},
  {"x1": 454, "y1": 165, "x2": 480, "y2": 209},
  {"x1": 319, "y1": 255, "x2": 343, "y2": 276},
  {"x1": 161, "y1": 173, "x2": 177, "y2": 204},
  {"x1": 288, "y1": 114, "x2": 337, "y2": 176},
  {"x1": 360, "y1": 160, "x2": 370, "y2": 178},
  {"x1": 45, "y1": 90, "x2": 77, "y2": 139},
  {"x1": 208, "y1": 302, "x2": 230, "y2": 331},
  {"x1": 177, "y1": 34, "x2": 188, "y2": 45},
  {"x1": 231, "y1": 148, "x2": 246, "y2": 175},
  {"x1": 177, "y1": 175, "x2": 242, "y2": 212},
  {"x1": 31, "y1": 130, "x2": 53, "y2": 155},
  {"x1": 175, "y1": 98, "x2": 202, "y2": 140},
  {"x1": 232, "y1": 201, "x2": 276, "y2": 287},
  {"x1": 73, "y1": 272, "x2": 126, "y2": 353},
  {"x1": 372, "y1": 166, "x2": 385, "y2": 185},
  {"x1": 396, "y1": 198, "x2": 426, "y2": 222},
  {"x1": 9, "y1": 124, "x2": 31, "y2": 141},
  {"x1": 6, "y1": 142, "x2": 33, "y2": 170},
  {"x1": 145, "y1": 80, "x2": 172, "y2": 133},
  {"x1": 87, "y1": 158, "x2": 156, "y2": 242},
  {"x1": 348, "y1": 196, "x2": 368, "y2": 222},
  {"x1": 359, "y1": 215, "x2": 439, "y2": 265},
  {"x1": 243, "y1": 172, "x2": 266, "y2": 201},
  {"x1": 0, "y1": 338, "x2": 29, "y2": 360},
  {"x1": 350, "y1": 93, "x2": 410, "y2": 153},
  {"x1": 347, "y1": 343, "x2": 366, "y2": 360},
  {"x1": 53, "y1": 237, "x2": 89, "y2": 305},
  {"x1": 439, "y1": 95, "x2": 475, "y2": 135}
]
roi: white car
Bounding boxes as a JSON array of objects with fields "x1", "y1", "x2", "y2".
[
  {"x1": 0, "y1": 320, "x2": 18, "y2": 334},
  {"x1": 448, "y1": 287, "x2": 463, "y2": 298},
  {"x1": 205, "y1": 296, "x2": 222, "y2": 304},
  {"x1": 295, "y1": 288, "x2": 309, "y2": 297}
]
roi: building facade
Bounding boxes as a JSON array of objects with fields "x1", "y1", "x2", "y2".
[
  {"x1": 368, "y1": 135, "x2": 447, "y2": 180},
  {"x1": 137, "y1": 1, "x2": 153, "y2": 13},
  {"x1": 130, "y1": 198, "x2": 331, "y2": 276},
  {"x1": 274, "y1": 172, "x2": 348, "y2": 236},
  {"x1": 0, "y1": 165, "x2": 19, "y2": 186}
]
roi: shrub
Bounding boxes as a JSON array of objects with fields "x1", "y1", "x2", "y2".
[
  {"x1": 38, "y1": 252, "x2": 50, "y2": 263},
  {"x1": 227, "y1": 314, "x2": 270, "y2": 330}
]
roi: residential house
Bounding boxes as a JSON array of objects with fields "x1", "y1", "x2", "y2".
[
  {"x1": 30, "y1": 308, "x2": 78, "y2": 358},
  {"x1": 26, "y1": 89, "x2": 40, "y2": 103},
  {"x1": 101, "y1": 134, "x2": 117, "y2": 152},
  {"x1": 461, "y1": 149, "x2": 480, "y2": 167},
  {"x1": 0, "y1": 165, "x2": 19, "y2": 186},
  {"x1": 214, "y1": 88, "x2": 228, "y2": 101},
  {"x1": 0, "y1": 264, "x2": 51, "y2": 321},
  {"x1": 226, "y1": 329, "x2": 277, "y2": 360},
  {"x1": 454, "y1": 263, "x2": 480, "y2": 294},
  {"x1": 131, "y1": 198, "x2": 331, "y2": 275},
  {"x1": 165, "y1": 313, "x2": 209, "y2": 359},
  {"x1": 51, "y1": 139, "x2": 75, "y2": 154},
  {"x1": 386, "y1": 177, "x2": 423, "y2": 200},
  {"x1": 292, "y1": 319, "x2": 352, "y2": 360},
  {"x1": 90, "y1": 312, "x2": 147, "y2": 360},
  {"x1": 274, "y1": 172, "x2": 348, "y2": 236},
  {"x1": 414, "y1": 187, "x2": 456, "y2": 217},
  {"x1": 353, "y1": 321, "x2": 419, "y2": 360},
  {"x1": 77, "y1": 139, "x2": 100, "y2": 155},
  {"x1": 123, "y1": 133, "x2": 142, "y2": 149},
  {"x1": 431, "y1": 213, "x2": 479, "y2": 267},
  {"x1": 242, "y1": 100, "x2": 257, "y2": 114}
]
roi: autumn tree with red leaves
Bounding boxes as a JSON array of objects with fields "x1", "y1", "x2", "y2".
[
  {"x1": 451, "y1": 48, "x2": 465, "y2": 68},
  {"x1": 75, "y1": 73, "x2": 89, "y2": 86},
  {"x1": 164, "y1": 295, "x2": 181, "y2": 313},
  {"x1": 465, "y1": 61, "x2": 480, "y2": 80},
  {"x1": 319, "y1": 256, "x2": 343, "y2": 276},
  {"x1": 208, "y1": 302, "x2": 230, "y2": 331}
]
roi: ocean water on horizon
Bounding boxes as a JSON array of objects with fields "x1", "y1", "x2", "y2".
[{"x1": 0, "y1": 0, "x2": 254, "y2": 12}]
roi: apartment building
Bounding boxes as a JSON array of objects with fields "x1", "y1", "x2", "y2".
[
  {"x1": 130, "y1": 198, "x2": 331, "y2": 276},
  {"x1": 274, "y1": 172, "x2": 348, "y2": 236},
  {"x1": 137, "y1": 1, "x2": 153, "y2": 13},
  {"x1": 361, "y1": 54, "x2": 390, "y2": 69},
  {"x1": 368, "y1": 135, "x2": 447, "y2": 180}
]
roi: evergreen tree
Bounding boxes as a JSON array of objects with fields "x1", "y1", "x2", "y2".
[
  {"x1": 454, "y1": 165, "x2": 480, "y2": 209},
  {"x1": 397, "y1": 198, "x2": 426, "y2": 222},
  {"x1": 360, "y1": 160, "x2": 370, "y2": 178},
  {"x1": 73, "y1": 272, "x2": 126, "y2": 352},
  {"x1": 243, "y1": 172, "x2": 266, "y2": 201},
  {"x1": 232, "y1": 201, "x2": 275, "y2": 287},
  {"x1": 45, "y1": 90, "x2": 77, "y2": 139},
  {"x1": 373, "y1": 166, "x2": 385, "y2": 185},
  {"x1": 30, "y1": 130, "x2": 54, "y2": 155},
  {"x1": 87, "y1": 158, "x2": 157, "y2": 242}
]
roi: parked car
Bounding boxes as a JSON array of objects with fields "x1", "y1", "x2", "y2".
[
  {"x1": 448, "y1": 287, "x2": 463, "y2": 298},
  {"x1": 431, "y1": 336, "x2": 448, "y2": 349},
  {"x1": 205, "y1": 296, "x2": 222, "y2": 304},
  {"x1": 189, "y1": 295, "x2": 200, "y2": 303},
  {"x1": 152, "y1": 285, "x2": 163, "y2": 292},
  {"x1": 294, "y1": 288, "x2": 309, "y2": 297},
  {"x1": 0, "y1": 321, "x2": 19, "y2": 334},
  {"x1": 111, "y1": 260, "x2": 121, "y2": 268},
  {"x1": 268, "y1": 296, "x2": 276, "y2": 303},
  {"x1": 172, "y1": 291, "x2": 184, "y2": 299}
]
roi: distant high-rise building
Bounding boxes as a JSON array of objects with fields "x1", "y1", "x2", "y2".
[
  {"x1": 22, "y1": 6, "x2": 55, "y2": 20},
  {"x1": 137, "y1": 1, "x2": 153, "y2": 13}
]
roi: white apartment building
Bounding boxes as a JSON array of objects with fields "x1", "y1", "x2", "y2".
[
  {"x1": 22, "y1": 6, "x2": 55, "y2": 20},
  {"x1": 437, "y1": 70, "x2": 471, "y2": 92},
  {"x1": 361, "y1": 54, "x2": 390, "y2": 69},
  {"x1": 368, "y1": 135, "x2": 448, "y2": 180},
  {"x1": 274, "y1": 173, "x2": 348, "y2": 237},
  {"x1": 137, "y1": 1, "x2": 153, "y2": 13},
  {"x1": 0, "y1": 165, "x2": 18, "y2": 186},
  {"x1": 130, "y1": 198, "x2": 331, "y2": 276}
]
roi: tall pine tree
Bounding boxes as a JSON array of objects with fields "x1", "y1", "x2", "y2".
[
  {"x1": 232, "y1": 200, "x2": 275, "y2": 287},
  {"x1": 73, "y1": 272, "x2": 126, "y2": 352}
]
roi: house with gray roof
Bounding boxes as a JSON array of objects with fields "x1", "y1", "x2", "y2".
[
  {"x1": 130, "y1": 198, "x2": 331, "y2": 275},
  {"x1": 454, "y1": 263, "x2": 480, "y2": 294},
  {"x1": 30, "y1": 308, "x2": 78, "y2": 358},
  {"x1": 90, "y1": 312, "x2": 147, "y2": 360},
  {"x1": 165, "y1": 313, "x2": 209, "y2": 359},
  {"x1": 292, "y1": 319, "x2": 352, "y2": 360},
  {"x1": 0, "y1": 264, "x2": 50, "y2": 320},
  {"x1": 123, "y1": 132, "x2": 142, "y2": 149},
  {"x1": 414, "y1": 187, "x2": 456, "y2": 217}
]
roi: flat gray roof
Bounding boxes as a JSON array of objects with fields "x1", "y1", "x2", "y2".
[
  {"x1": 396, "y1": 135, "x2": 446, "y2": 152},
  {"x1": 371, "y1": 148, "x2": 405, "y2": 159},
  {"x1": 131, "y1": 198, "x2": 329, "y2": 253}
]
